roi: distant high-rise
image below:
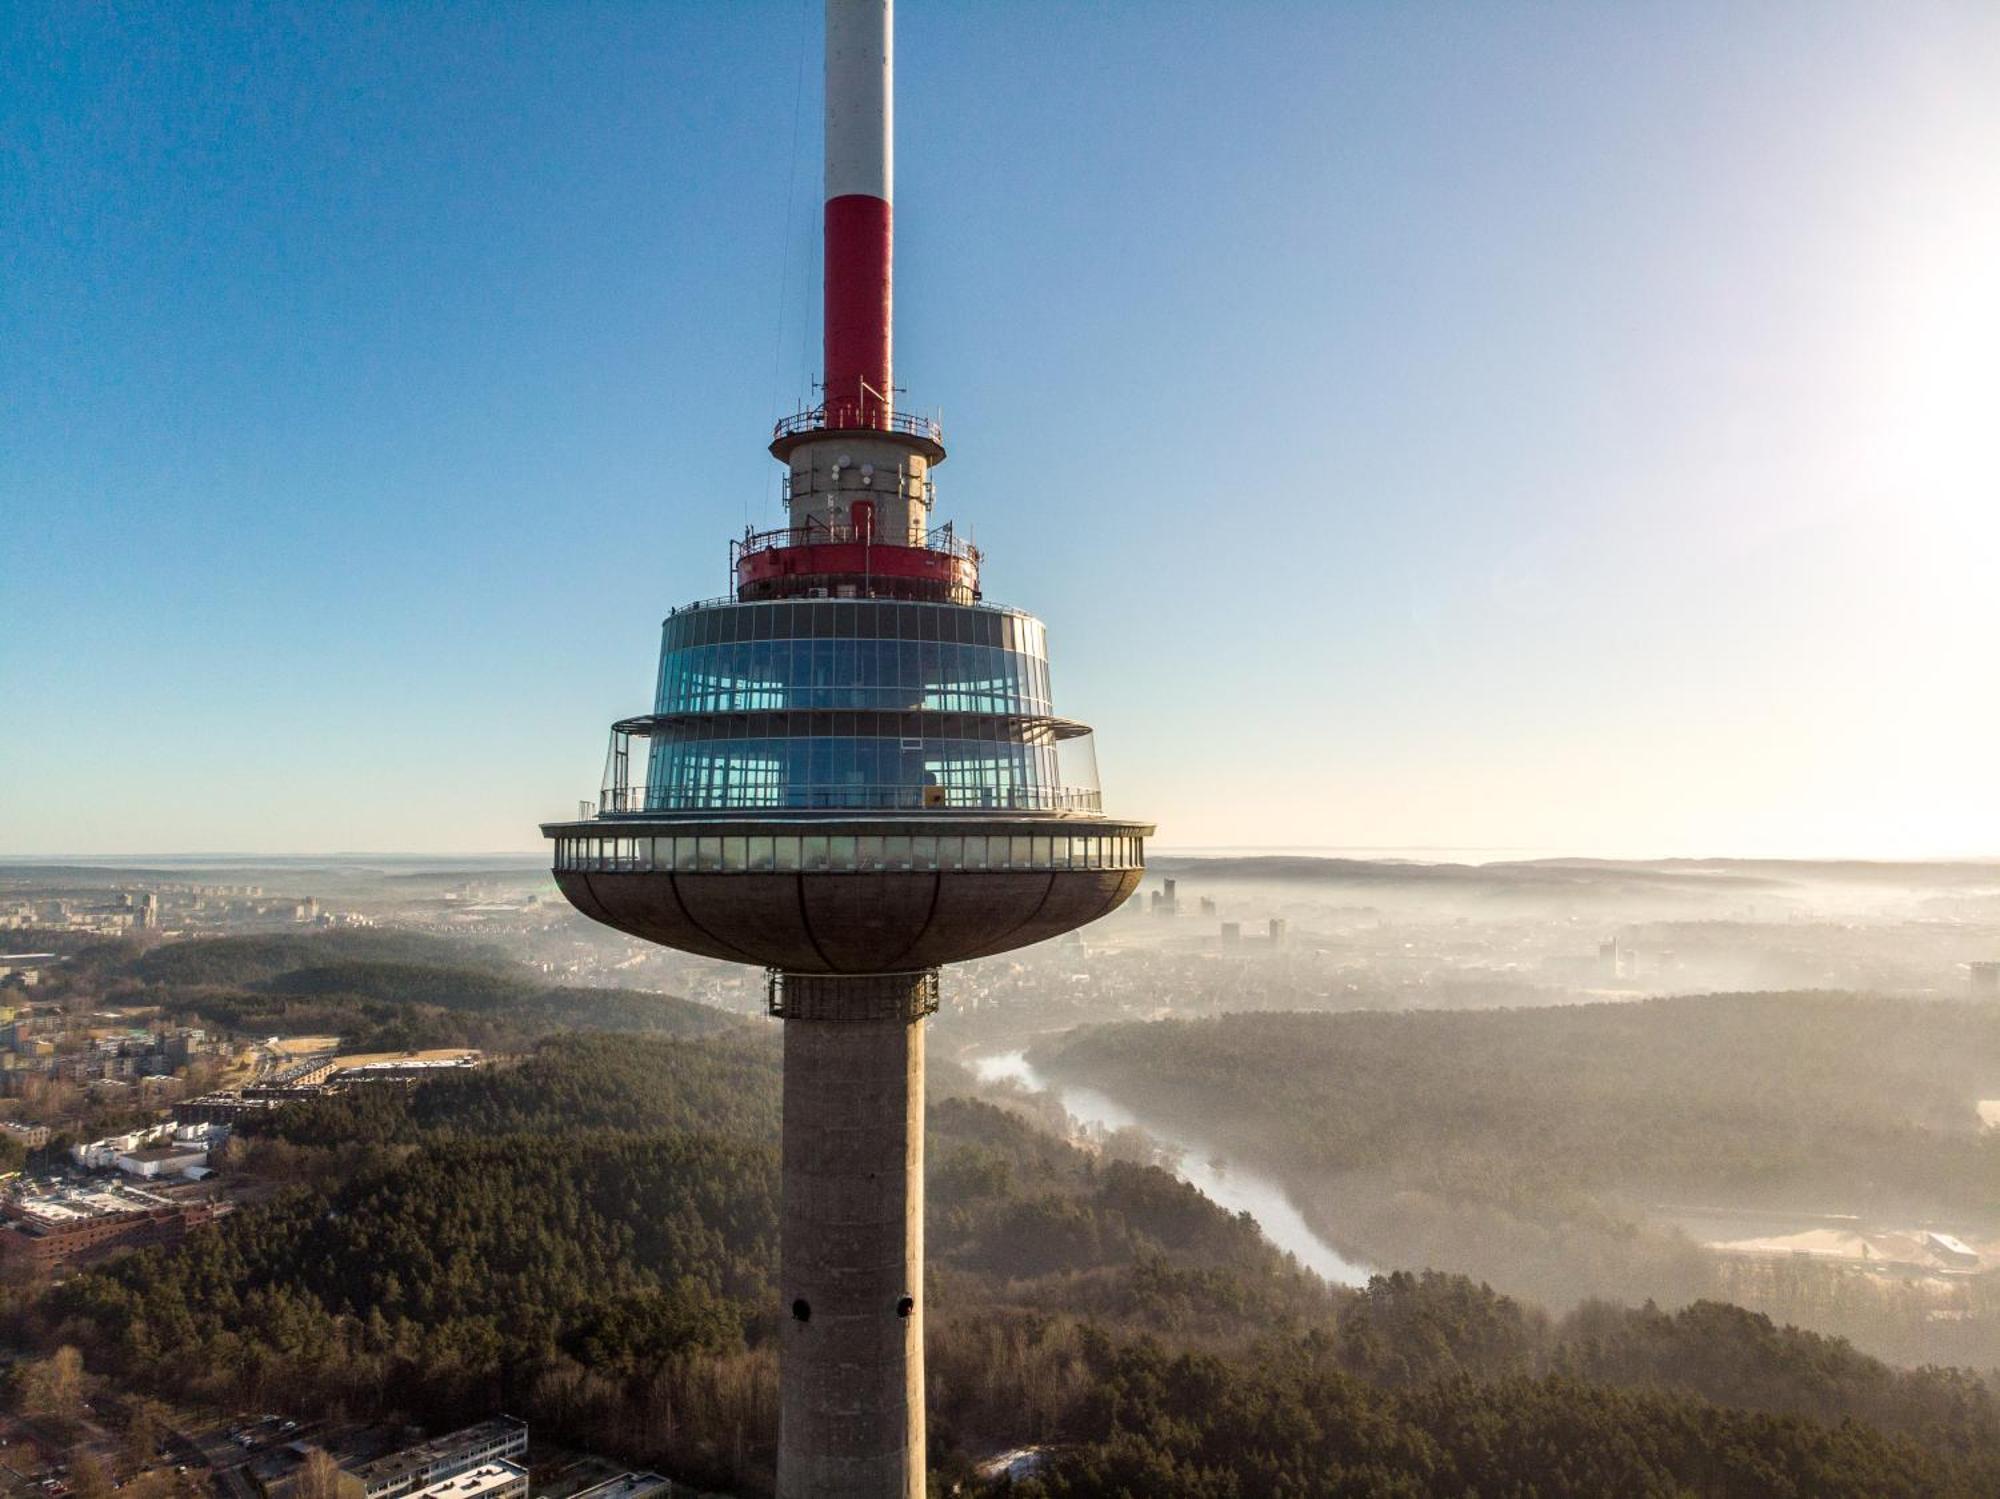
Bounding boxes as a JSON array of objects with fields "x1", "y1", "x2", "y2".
[
  {"x1": 1972, "y1": 962, "x2": 2000, "y2": 997},
  {"x1": 540, "y1": 4, "x2": 1150, "y2": 1494}
]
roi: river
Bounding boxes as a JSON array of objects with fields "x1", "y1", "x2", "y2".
[{"x1": 972, "y1": 1050, "x2": 1373, "y2": 1288}]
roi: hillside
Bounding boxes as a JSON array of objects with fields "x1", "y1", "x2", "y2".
[
  {"x1": 1033, "y1": 995, "x2": 2000, "y2": 1359},
  {"x1": 25, "y1": 1027, "x2": 2000, "y2": 1495},
  {"x1": 119, "y1": 930, "x2": 738, "y2": 1049},
  {"x1": 1039, "y1": 994, "x2": 2000, "y2": 1211}
]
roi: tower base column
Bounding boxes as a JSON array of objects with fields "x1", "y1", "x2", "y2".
[{"x1": 774, "y1": 969, "x2": 935, "y2": 1499}]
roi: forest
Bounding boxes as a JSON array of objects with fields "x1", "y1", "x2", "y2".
[
  {"x1": 80, "y1": 929, "x2": 742, "y2": 1051},
  {"x1": 1038, "y1": 993, "x2": 2000, "y2": 1212},
  {"x1": 1032, "y1": 994, "x2": 2000, "y2": 1340},
  {"x1": 21, "y1": 1022, "x2": 2000, "y2": 1495}
]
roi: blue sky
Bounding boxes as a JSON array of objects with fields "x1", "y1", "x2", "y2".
[{"x1": 5, "y1": 1, "x2": 1997, "y2": 857}]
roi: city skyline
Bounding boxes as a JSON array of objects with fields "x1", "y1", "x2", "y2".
[{"x1": 7, "y1": 0, "x2": 1998, "y2": 859}]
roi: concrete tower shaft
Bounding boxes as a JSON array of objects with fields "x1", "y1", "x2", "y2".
[
  {"x1": 824, "y1": 0, "x2": 893, "y2": 431},
  {"x1": 778, "y1": 975, "x2": 928, "y2": 1498}
]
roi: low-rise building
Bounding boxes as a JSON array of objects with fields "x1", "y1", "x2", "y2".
[
  {"x1": 72, "y1": 1125, "x2": 171, "y2": 1169},
  {"x1": 348, "y1": 1417, "x2": 528, "y2": 1499},
  {"x1": 0, "y1": 1121, "x2": 50, "y2": 1150},
  {"x1": 1926, "y1": 1231, "x2": 1982, "y2": 1270},
  {"x1": 175, "y1": 1093, "x2": 288, "y2": 1125},
  {"x1": 571, "y1": 1475, "x2": 673, "y2": 1499},
  {"x1": 0, "y1": 1181, "x2": 220, "y2": 1270},
  {"x1": 411, "y1": 1463, "x2": 527, "y2": 1499},
  {"x1": 115, "y1": 1144, "x2": 208, "y2": 1179},
  {"x1": 336, "y1": 1056, "x2": 481, "y2": 1085}
]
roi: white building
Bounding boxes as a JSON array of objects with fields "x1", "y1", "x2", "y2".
[
  {"x1": 72, "y1": 1124, "x2": 169, "y2": 1169},
  {"x1": 349, "y1": 1417, "x2": 528, "y2": 1499},
  {"x1": 410, "y1": 1464, "x2": 527, "y2": 1499},
  {"x1": 1926, "y1": 1231, "x2": 1981, "y2": 1270},
  {"x1": 174, "y1": 1120, "x2": 231, "y2": 1151},
  {"x1": 115, "y1": 1145, "x2": 208, "y2": 1179}
]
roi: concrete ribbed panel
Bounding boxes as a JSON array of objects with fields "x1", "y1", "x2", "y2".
[
  {"x1": 557, "y1": 866, "x2": 1145, "y2": 974},
  {"x1": 552, "y1": 873, "x2": 742, "y2": 963},
  {"x1": 797, "y1": 873, "x2": 941, "y2": 971},
  {"x1": 552, "y1": 871, "x2": 619, "y2": 930},
  {"x1": 905, "y1": 870, "x2": 1052, "y2": 964},
  {"x1": 670, "y1": 873, "x2": 828, "y2": 970},
  {"x1": 953, "y1": 868, "x2": 1145, "y2": 960}
]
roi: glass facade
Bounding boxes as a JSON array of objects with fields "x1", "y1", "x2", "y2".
[
  {"x1": 554, "y1": 828, "x2": 1146, "y2": 874},
  {"x1": 629, "y1": 600, "x2": 1096, "y2": 814},
  {"x1": 655, "y1": 601, "x2": 1050, "y2": 715},
  {"x1": 658, "y1": 638, "x2": 1049, "y2": 714}
]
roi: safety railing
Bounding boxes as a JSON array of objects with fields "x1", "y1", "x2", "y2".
[
  {"x1": 594, "y1": 783, "x2": 1102, "y2": 815},
  {"x1": 773, "y1": 405, "x2": 944, "y2": 445},
  {"x1": 735, "y1": 519, "x2": 978, "y2": 564},
  {"x1": 552, "y1": 826, "x2": 1147, "y2": 876}
]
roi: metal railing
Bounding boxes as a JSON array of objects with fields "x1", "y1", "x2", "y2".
[
  {"x1": 773, "y1": 405, "x2": 944, "y2": 445},
  {"x1": 735, "y1": 519, "x2": 978, "y2": 564},
  {"x1": 595, "y1": 783, "x2": 1102, "y2": 815}
]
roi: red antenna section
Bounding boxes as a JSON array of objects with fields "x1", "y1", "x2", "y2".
[{"x1": 824, "y1": 0, "x2": 893, "y2": 430}]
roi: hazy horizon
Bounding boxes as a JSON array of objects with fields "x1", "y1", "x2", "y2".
[{"x1": 6, "y1": 844, "x2": 1997, "y2": 867}]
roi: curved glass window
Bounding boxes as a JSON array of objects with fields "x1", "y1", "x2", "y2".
[
  {"x1": 642, "y1": 730, "x2": 1096, "y2": 813},
  {"x1": 660, "y1": 600, "x2": 1044, "y2": 654},
  {"x1": 655, "y1": 602, "x2": 1052, "y2": 715},
  {"x1": 617, "y1": 598, "x2": 1093, "y2": 813},
  {"x1": 555, "y1": 828, "x2": 1145, "y2": 873}
]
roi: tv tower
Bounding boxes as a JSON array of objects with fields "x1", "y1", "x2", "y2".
[{"x1": 542, "y1": 3, "x2": 1150, "y2": 1493}]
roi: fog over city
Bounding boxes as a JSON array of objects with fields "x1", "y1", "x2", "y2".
[{"x1": 11, "y1": 850, "x2": 2000, "y2": 1370}]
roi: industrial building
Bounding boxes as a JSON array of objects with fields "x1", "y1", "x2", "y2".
[
  {"x1": 569, "y1": 1476, "x2": 673, "y2": 1499},
  {"x1": 0, "y1": 1181, "x2": 220, "y2": 1270},
  {"x1": 349, "y1": 1417, "x2": 528, "y2": 1499},
  {"x1": 539, "y1": 4, "x2": 1149, "y2": 1493},
  {"x1": 115, "y1": 1143, "x2": 210, "y2": 1178},
  {"x1": 410, "y1": 1463, "x2": 527, "y2": 1499},
  {"x1": 336, "y1": 1055, "x2": 481, "y2": 1084}
]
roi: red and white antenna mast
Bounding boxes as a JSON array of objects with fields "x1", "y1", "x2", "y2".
[{"x1": 823, "y1": 0, "x2": 893, "y2": 429}]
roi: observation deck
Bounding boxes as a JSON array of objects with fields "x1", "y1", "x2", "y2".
[
  {"x1": 770, "y1": 403, "x2": 946, "y2": 464},
  {"x1": 543, "y1": 589, "x2": 1149, "y2": 972},
  {"x1": 545, "y1": 813, "x2": 1148, "y2": 972}
]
